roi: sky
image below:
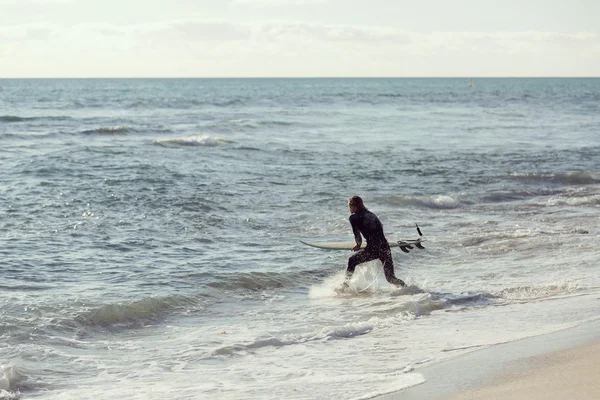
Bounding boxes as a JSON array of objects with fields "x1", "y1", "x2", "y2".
[{"x1": 0, "y1": 0, "x2": 598, "y2": 77}]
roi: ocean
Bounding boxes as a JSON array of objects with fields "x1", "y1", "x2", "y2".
[{"x1": 1, "y1": 78, "x2": 599, "y2": 400}]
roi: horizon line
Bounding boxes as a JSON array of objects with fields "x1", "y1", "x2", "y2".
[{"x1": 1, "y1": 76, "x2": 599, "y2": 80}]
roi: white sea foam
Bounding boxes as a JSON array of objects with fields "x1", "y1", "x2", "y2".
[
  {"x1": 308, "y1": 267, "x2": 384, "y2": 298},
  {"x1": 421, "y1": 195, "x2": 464, "y2": 209},
  {"x1": 496, "y1": 282, "x2": 578, "y2": 301},
  {"x1": 0, "y1": 390, "x2": 19, "y2": 400},
  {"x1": 0, "y1": 366, "x2": 22, "y2": 400},
  {"x1": 349, "y1": 373, "x2": 426, "y2": 400},
  {"x1": 383, "y1": 194, "x2": 465, "y2": 210},
  {"x1": 509, "y1": 171, "x2": 600, "y2": 185},
  {"x1": 81, "y1": 126, "x2": 132, "y2": 135}
]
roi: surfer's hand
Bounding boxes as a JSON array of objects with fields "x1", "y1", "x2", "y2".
[{"x1": 352, "y1": 244, "x2": 361, "y2": 251}]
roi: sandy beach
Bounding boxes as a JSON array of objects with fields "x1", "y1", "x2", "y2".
[
  {"x1": 451, "y1": 339, "x2": 600, "y2": 400},
  {"x1": 380, "y1": 319, "x2": 600, "y2": 400}
]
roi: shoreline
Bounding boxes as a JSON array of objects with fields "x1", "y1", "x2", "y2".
[
  {"x1": 379, "y1": 318, "x2": 600, "y2": 400},
  {"x1": 451, "y1": 339, "x2": 600, "y2": 400}
]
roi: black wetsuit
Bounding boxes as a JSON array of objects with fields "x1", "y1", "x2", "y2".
[{"x1": 347, "y1": 210, "x2": 404, "y2": 286}]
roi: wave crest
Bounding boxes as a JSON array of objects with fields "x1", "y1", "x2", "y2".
[
  {"x1": 153, "y1": 135, "x2": 232, "y2": 147},
  {"x1": 0, "y1": 115, "x2": 28, "y2": 123},
  {"x1": 385, "y1": 194, "x2": 465, "y2": 210},
  {"x1": 68, "y1": 294, "x2": 208, "y2": 331},
  {"x1": 0, "y1": 115, "x2": 70, "y2": 123},
  {"x1": 212, "y1": 291, "x2": 496, "y2": 358},
  {"x1": 213, "y1": 314, "x2": 415, "y2": 357},
  {"x1": 81, "y1": 126, "x2": 133, "y2": 135},
  {"x1": 0, "y1": 365, "x2": 25, "y2": 399},
  {"x1": 496, "y1": 283, "x2": 577, "y2": 301},
  {"x1": 509, "y1": 171, "x2": 600, "y2": 185}
]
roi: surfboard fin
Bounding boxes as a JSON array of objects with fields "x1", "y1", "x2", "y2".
[{"x1": 395, "y1": 224, "x2": 426, "y2": 253}]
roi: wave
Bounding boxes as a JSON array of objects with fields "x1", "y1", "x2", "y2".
[
  {"x1": 440, "y1": 291, "x2": 498, "y2": 307},
  {"x1": 59, "y1": 293, "x2": 210, "y2": 332},
  {"x1": 80, "y1": 126, "x2": 134, "y2": 135},
  {"x1": 153, "y1": 135, "x2": 232, "y2": 147},
  {"x1": 508, "y1": 171, "x2": 600, "y2": 185},
  {"x1": 125, "y1": 99, "x2": 204, "y2": 109},
  {"x1": 213, "y1": 289, "x2": 496, "y2": 357},
  {"x1": 377, "y1": 93, "x2": 403, "y2": 98},
  {"x1": 0, "y1": 115, "x2": 70, "y2": 123},
  {"x1": 226, "y1": 118, "x2": 294, "y2": 128},
  {"x1": 30, "y1": 271, "x2": 324, "y2": 334},
  {"x1": 481, "y1": 192, "x2": 528, "y2": 203},
  {"x1": 213, "y1": 313, "x2": 416, "y2": 357},
  {"x1": 0, "y1": 365, "x2": 25, "y2": 399},
  {"x1": 383, "y1": 194, "x2": 466, "y2": 210},
  {"x1": 7, "y1": 270, "x2": 321, "y2": 337},
  {"x1": 350, "y1": 374, "x2": 426, "y2": 400},
  {"x1": 495, "y1": 282, "x2": 578, "y2": 301},
  {"x1": 205, "y1": 269, "x2": 327, "y2": 292},
  {"x1": 0, "y1": 115, "x2": 30, "y2": 123},
  {"x1": 214, "y1": 98, "x2": 246, "y2": 107},
  {"x1": 523, "y1": 193, "x2": 600, "y2": 208},
  {"x1": 0, "y1": 390, "x2": 19, "y2": 400},
  {"x1": 120, "y1": 98, "x2": 250, "y2": 109}
]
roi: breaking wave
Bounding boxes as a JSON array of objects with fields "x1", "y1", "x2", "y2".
[
  {"x1": 508, "y1": 171, "x2": 600, "y2": 185},
  {"x1": 56, "y1": 294, "x2": 211, "y2": 332},
  {"x1": 495, "y1": 282, "x2": 579, "y2": 301},
  {"x1": 80, "y1": 126, "x2": 134, "y2": 135},
  {"x1": 213, "y1": 313, "x2": 416, "y2": 357},
  {"x1": 0, "y1": 365, "x2": 25, "y2": 400},
  {"x1": 202, "y1": 269, "x2": 330, "y2": 294},
  {"x1": 213, "y1": 289, "x2": 499, "y2": 357},
  {"x1": 384, "y1": 194, "x2": 466, "y2": 210},
  {"x1": 153, "y1": 135, "x2": 232, "y2": 147},
  {"x1": 0, "y1": 115, "x2": 31, "y2": 123},
  {"x1": 0, "y1": 115, "x2": 70, "y2": 123}
]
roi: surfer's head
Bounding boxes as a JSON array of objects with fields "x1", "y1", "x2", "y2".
[{"x1": 348, "y1": 196, "x2": 367, "y2": 212}]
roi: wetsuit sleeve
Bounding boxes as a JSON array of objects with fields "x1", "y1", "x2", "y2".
[{"x1": 349, "y1": 216, "x2": 362, "y2": 247}]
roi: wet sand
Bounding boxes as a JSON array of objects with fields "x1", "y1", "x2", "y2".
[
  {"x1": 378, "y1": 319, "x2": 600, "y2": 400},
  {"x1": 451, "y1": 339, "x2": 600, "y2": 400}
]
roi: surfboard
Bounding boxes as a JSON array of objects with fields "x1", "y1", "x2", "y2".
[{"x1": 300, "y1": 238, "x2": 425, "y2": 251}]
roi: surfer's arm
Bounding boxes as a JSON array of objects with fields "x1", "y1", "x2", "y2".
[{"x1": 350, "y1": 218, "x2": 362, "y2": 251}]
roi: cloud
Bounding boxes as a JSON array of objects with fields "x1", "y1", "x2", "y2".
[
  {"x1": 0, "y1": 0, "x2": 72, "y2": 3},
  {"x1": 0, "y1": 19, "x2": 598, "y2": 77},
  {"x1": 4, "y1": 19, "x2": 596, "y2": 48},
  {"x1": 0, "y1": 23, "x2": 56, "y2": 41},
  {"x1": 230, "y1": 0, "x2": 326, "y2": 5},
  {"x1": 251, "y1": 23, "x2": 413, "y2": 45},
  {"x1": 169, "y1": 21, "x2": 251, "y2": 42}
]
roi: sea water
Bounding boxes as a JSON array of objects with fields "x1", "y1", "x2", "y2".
[{"x1": 1, "y1": 78, "x2": 599, "y2": 399}]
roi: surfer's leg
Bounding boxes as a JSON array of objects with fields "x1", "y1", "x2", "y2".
[
  {"x1": 380, "y1": 248, "x2": 405, "y2": 286},
  {"x1": 347, "y1": 249, "x2": 378, "y2": 280}
]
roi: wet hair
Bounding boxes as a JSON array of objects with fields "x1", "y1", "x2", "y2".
[{"x1": 348, "y1": 195, "x2": 367, "y2": 211}]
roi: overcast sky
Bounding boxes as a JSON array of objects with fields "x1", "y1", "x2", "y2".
[{"x1": 1, "y1": 0, "x2": 598, "y2": 77}]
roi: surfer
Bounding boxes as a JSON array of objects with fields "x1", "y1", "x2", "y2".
[{"x1": 345, "y1": 196, "x2": 405, "y2": 287}]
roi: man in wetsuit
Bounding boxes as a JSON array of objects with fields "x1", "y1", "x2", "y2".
[{"x1": 345, "y1": 196, "x2": 405, "y2": 287}]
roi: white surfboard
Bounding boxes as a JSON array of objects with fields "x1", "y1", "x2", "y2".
[{"x1": 300, "y1": 238, "x2": 424, "y2": 251}]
